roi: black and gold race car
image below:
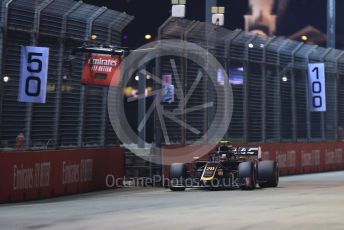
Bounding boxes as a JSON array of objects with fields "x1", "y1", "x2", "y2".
[{"x1": 169, "y1": 141, "x2": 279, "y2": 191}]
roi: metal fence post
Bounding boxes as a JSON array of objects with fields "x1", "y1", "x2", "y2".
[
  {"x1": 156, "y1": 17, "x2": 173, "y2": 176},
  {"x1": 261, "y1": 58, "x2": 266, "y2": 143},
  {"x1": 291, "y1": 43, "x2": 304, "y2": 141},
  {"x1": 0, "y1": 0, "x2": 14, "y2": 146},
  {"x1": 104, "y1": 12, "x2": 125, "y2": 147},
  {"x1": 321, "y1": 48, "x2": 334, "y2": 140},
  {"x1": 0, "y1": 30, "x2": 3, "y2": 146},
  {"x1": 53, "y1": 1, "x2": 82, "y2": 148},
  {"x1": 262, "y1": 37, "x2": 276, "y2": 143},
  {"x1": 183, "y1": 21, "x2": 199, "y2": 144},
  {"x1": 138, "y1": 65, "x2": 146, "y2": 148},
  {"x1": 205, "y1": 1, "x2": 217, "y2": 143},
  {"x1": 91, "y1": 7, "x2": 108, "y2": 147},
  {"x1": 243, "y1": 35, "x2": 257, "y2": 143},
  {"x1": 181, "y1": 21, "x2": 199, "y2": 145},
  {"x1": 225, "y1": 30, "x2": 242, "y2": 140},
  {"x1": 276, "y1": 40, "x2": 289, "y2": 142},
  {"x1": 327, "y1": 0, "x2": 336, "y2": 49},
  {"x1": 334, "y1": 51, "x2": 344, "y2": 140},
  {"x1": 53, "y1": 39, "x2": 64, "y2": 148},
  {"x1": 77, "y1": 6, "x2": 107, "y2": 147},
  {"x1": 24, "y1": 0, "x2": 50, "y2": 148},
  {"x1": 21, "y1": 0, "x2": 54, "y2": 149}
]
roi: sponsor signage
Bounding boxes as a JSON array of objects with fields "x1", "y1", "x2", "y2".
[
  {"x1": 162, "y1": 84, "x2": 174, "y2": 103},
  {"x1": 162, "y1": 74, "x2": 174, "y2": 103},
  {"x1": 13, "y1": 162, "x2": 51, "y2": 190},
  {"x1": 0, "y1": 148, "x2": 124, "y2": 203},
  {"x1": 81, "y1": 54, "x2": 121, "y2": 86},
  {"x1": 276, "y1": 151, "x2": 296, "y2": 168},
  {"x1": 162, "y1": 74, "x2": 172, "y2": 87},
  {"x1": 62, "y1": 159, "x2": 93, "y2": 184},
  {"x1": 18, "y1": 46, "x2": 49, "y2": 103},
  {"x1": 308, "y1": 63, "x2": 326, "y2": 112}
]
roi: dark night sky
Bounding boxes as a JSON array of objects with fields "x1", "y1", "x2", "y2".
[
  {"x1": 275, "y1": 0, "x2": 326, "y2": 36},
  {"x1": 83, "y1": 0, "x2": 343, "y2": 48},
  {"x1": 83, "y1": 0, "x2": 248, "y2": 48}
]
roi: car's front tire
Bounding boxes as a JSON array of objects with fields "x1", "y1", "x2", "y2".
[
  {"x1": 169, "y1": 163, "x2": 187, "y2": 191},
  {"x1": 238, "y1": 161, "x2": 256, "y2": 190}
]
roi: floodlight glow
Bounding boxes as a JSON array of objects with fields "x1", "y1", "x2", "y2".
[
  {"x1": 91, "y1": 34, "x2": 97, "y2": 40},
  {"x1": 248, "y1": 43, "x2": 254, "y2": 48},
  {"x1": 3, "y1": 76, "x2": 9, "y2": 82},
  {"x1": 144, "y1": 34, "x2": 152, "y2": 40},
  {"x1": 301, "y1": 35, "x2": 308, "y2": 41}
]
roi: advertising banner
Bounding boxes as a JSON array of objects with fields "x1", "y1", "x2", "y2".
[
  {"x1": 0, "y1": 148, "x2": 124, "y2": 203},
  {"x1": 18, "y1": 46, "x2": 49, "y2": 103},
  {"x1": 162, "y1": 74, "x2": 172, "y2": 87},
  {"x1": 308, "y1": 63, "x2": 326, "y2": 112},
  {"x1": 162, "y1": 74, "x2": 174, "y2": 103},
  {"x1": 82, "y1": 54, "x2": 121, "y2": 86},
  {"x1": 162, "y1": 84, "x2": 174, "y2": 103}
]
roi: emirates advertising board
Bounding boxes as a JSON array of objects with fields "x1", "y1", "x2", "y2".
[{"x1": 82, "y1": 54, "x2": 121, "y2": 86}]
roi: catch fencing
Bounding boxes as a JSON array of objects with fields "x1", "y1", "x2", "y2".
[
  {"x1": 158, "y1": 18, "x2": 344, "y2": 145},
  {"x1": 0, "y1": 0, "x2": 133, "y2": 150}
]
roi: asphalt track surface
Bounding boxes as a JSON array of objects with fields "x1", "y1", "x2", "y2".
[{"x1": 1, "y1": 171, "x2": 344, "y2": 230}]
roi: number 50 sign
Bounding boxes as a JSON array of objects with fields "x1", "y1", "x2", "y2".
[
  {"x1": 308, "y1": 63, "x2": 326, "y2": 112},
  {"x1": 18, "y1": 46, "x2": 49, "y2": 103}
]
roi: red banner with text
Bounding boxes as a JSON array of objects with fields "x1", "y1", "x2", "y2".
[
  {"x1": 0, "y1": 148, "x2": 124, "y2": 203},
  {"x1": 81, "y1": 54, "x2": 121, "y2": 86}
]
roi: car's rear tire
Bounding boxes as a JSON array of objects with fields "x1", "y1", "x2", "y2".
[
  {"x1": 258, "y1": 160, "x2": 279, "y2": 188},
  {"x1": 169, "y1": 163, "x2": 187, "y2": 191},
  {"x1": 238, "y1": 161, "x2": 256, "y2": 190}
]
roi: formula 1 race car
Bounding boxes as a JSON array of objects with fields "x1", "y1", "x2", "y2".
[{"x1": 169, "y1": 141, "x2": 279, "y2": 191}]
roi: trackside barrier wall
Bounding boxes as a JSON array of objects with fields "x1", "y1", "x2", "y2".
[
  {"x1": 162, "y1": 142, "x2": 344, "y2": 178},
  {"x1": 260, "y1": 142, "x2": 344, "y2": 175},
  {"x1": 0, "y1": 147, "x2": 124, "y2": 203}
]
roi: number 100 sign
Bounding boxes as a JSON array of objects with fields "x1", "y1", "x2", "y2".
[
  {"x1": 18, "y1": 46, "x2": 49, "y2": 103},
  {"x1": 307, "y1": 63, "x2": 326, "y2": 112}
]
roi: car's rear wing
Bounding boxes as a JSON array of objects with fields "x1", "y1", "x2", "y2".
[{"x1": 232, "y1": 146, "x2": 262, "y2": 160}]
